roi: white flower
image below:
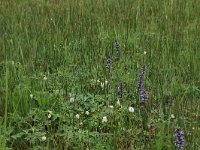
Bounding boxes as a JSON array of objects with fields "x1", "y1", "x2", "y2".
[
  {"x1": 47, "y1": 110, "x2": 52, "y2": 114},
  {"x1": 102, "y1": 116, "x2": 108, "y2": 123},
  {"x1": 171, "y1": 114, "x2": 175, "y2": 119},
  {"x1": 75, "y1": 114, "x2": 80, "y2": 119},
  {"x1": 100, "y1": 82, "x2": 104, "y2": 88},
  {"x1": 80, "y1": 122, "x2": 83, "y2": 126},
  {"x1": 128, "y1": 106, "x2": 134, "y2": 113},
  {"x1": 43, "y1": 76, "x2": 48, "y2": 81},
  {"x1": 116, "y1": 100, "x2": 121, "y2": 106},
  {"x1": 48, "y1": 113, "x2": 52, "y2": 119},
  {"x1": 97, "y1": 79, "x2": 100, "y2": 83},
  {"x1": 109, "y1": 105, "x2": 114, "y2": 109},
  {"x1": 69, "y1": 97, "x2": 75, "y2": 103},
  {"x1": 85, "y1": 111, "x2": 90, "y2": 115},
  {"x1": 143, "y1": 51, "x2": 147, "y2": 55},
  {"x1": 30, "y1": 94, "x2": 34, "y2": 99},
  {"x1": 105, "y1": 80, "x2": 108, "y2": 85},
  {"x1": 42, "y1": 136, "x2": 46, "y2": 142}
]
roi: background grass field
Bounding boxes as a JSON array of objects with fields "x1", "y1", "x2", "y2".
[{"x1": 0, "y1": 0, "x2": 200, "y2": 149}]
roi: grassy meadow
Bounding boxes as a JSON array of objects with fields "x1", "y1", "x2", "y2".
[{"x1": 0, "y1": 0, "x2": 200, "y2": 149}]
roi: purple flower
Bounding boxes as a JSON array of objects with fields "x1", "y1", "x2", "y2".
[
  {"x1": 114, "y1": 40, "x2": 120, "y2": 52},
  {"x1": 175, "y1": 128, "x2": 185, "y2": 150},
  {"x1": 137, "y1": 75, "x2": 143, "y2": 91},
  {"x1": 140, "y1": 65, "x2": 146, "y2": 75},
  {"x1": 137, "y1": 65, "x2": 148, "y2": 106},
  {"x1": 118, "y1": 83, "x2": 123, "y2": 100},
  {"x1": 106, "y1": 55, "x2": 112, "y2": 69}
]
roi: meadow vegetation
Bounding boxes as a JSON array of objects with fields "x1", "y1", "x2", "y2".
[{"x1": 0, "y1": 0, "x2": 200, "y2": 149}]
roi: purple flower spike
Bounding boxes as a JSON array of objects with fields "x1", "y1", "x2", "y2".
[
  {"x1": 175, "y1": 128, "x2": 185, "y2": 150},
  {"x1": 140, "y1": 65, "x2": 146, "y2": 75},
  {"x1": 114, "y1": 40, "x2": 120, "y2": 52},
  {"x1": 118, "y1": 83, "x2": 123, "y2": 100},
  {"x1": 106, "y1": 55, "x2": 112, "y2": 69},
  {"x1": 137, "y1": 65, "x2": 148, "y2": 106}
]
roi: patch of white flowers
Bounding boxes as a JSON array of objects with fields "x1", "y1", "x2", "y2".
[
  {"x1": 109, "y1": 105, "x2": 114, "y2": 109},
  {"x1": 30, "y1": 94, "x2": 34, "y2": 99},
  {"x1": 47, "y1": 110, "x2": 52, "y2": 119},
  {"x1": 102, "y1": 116, "x2": 108, "y2": 123},
  {"x1": 85, "y1": 111, "x2": 90, "y2": 115},
  {"x1": 42, "y1": 135, "x2": 46, "y2": 142},
  {"x1": 75, "y1": 114, "x2": 80, "y2": 119},
  {"x1": 69, "y1": 97, "x2": 75, "y2": 103},
  {"x1": 171, "y1": 114, "x2": 175, "y2": 119},
  {"x1": 128, "y1": 106, "x2": 134, "y2": 113},
  {"x1": 43, "y1": 76, "x2": 48, "y2": 81}
]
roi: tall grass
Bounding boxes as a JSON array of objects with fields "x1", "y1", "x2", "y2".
[{"x1": 0, "y1": 0, "x2": 200, "y2": 149}]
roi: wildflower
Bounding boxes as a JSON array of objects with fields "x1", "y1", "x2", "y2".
[
  {"x1": 85, "y1": 111, "x2": 90, "y2": 116},
  {"x1": 102, "y1": 116, "x2": 108, "y2": 123},
  {"x1": 106, "y1": 55, "x2": 112, "y2": 69},
  {"x1": 144, "y1": 51, "x2": 147, "y2": 55},
  {"x1": 128, "y1": 106, "x2": 134, "y2": 113},
  {"x1": 137, "y1": 65, "x2": 148, "y2": 106},
  {"x1": 42, "y1": 135, "x2": 46, "y2": 142},
  {"x1": 140, "y1": 65, "x2": 146, "y2": 75},
  {"x1": 116, "y1": 99, "x2": 121, "y2": 106},
  {"x1": 139, "y1": 89, "x2": 148, "y2": 106},
  {"x1": 47, "y1": 110, "x2": 52, "y2": 119},
  {"x1": 114, "y1": 40, "x2": 120, "y2": 52},
  {"x1": 69, "y1": 97, "x2": 75, "y2": 103},
  {"x1": 105, "y1": 80, "x2": 108, "y2": 85},
  {"x1": 97, "y1": 79, "x2": 100, "y2": 83},
  {"x1": 118, "y1": 83, "x2": 123, "y2": 100},
  {"x1": 75, "y1": 114, "x2": 80, "y2": 119},
  {"x1": 30, "y1": 94, "x2": 34, "y2": 99},
  {"x1": 137, "y1": 75, "x2": 143, "y2": 91},
  {"x1": 43, "y1": 76, "x2": 48, "y2": 81},
  {"x1": 100, "y1": 82, "x2": 104, "y2": 88},
  {"x1": 171, "y1": 114, "x2": 175, "y2": 119},
  {"x1": 114, "y1": 40, "x2": 120, "y2": 60},
  {"x1": 109, "y1": 105, "x2": 114, "y2": 109},
  {"x1": 48, "y1": 113, "x2": 51, "y2": 119},
  {"x1": 175, "y1": 128, "x2": 185, "y2": 150},
  {"x1": 47, "y1": 110, "x2": 52, "y2": 114}
]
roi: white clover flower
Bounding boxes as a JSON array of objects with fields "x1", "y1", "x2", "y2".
[
  {"x1": 85, "y1": 111, "x2": 90, "y2": 115},
  {"x1": 144, "y1": 51, "x2": 147, "y2": 55},
  {"x1": 48, "y1": 113, "x2": 52, "y2": 119},
  {"x1": 43, "y1": 76, "x2": 48, "y2": 81},
  {"x1": 171, "y1": 114, "x2": 175, "y2": 119},
  {"x1": 30, "y1": 94, "x2": 34, "y2": 99},
  {"x1": 42, "y1": 136, "x2": 46, "y2": 142},
  {"x1": 100, "y1": 82, "x2": 104, "y2": 88},
  {"x1": 105, "y1": 80, "x2": 108, "y2": 85},
  {"x1": 69, "y1": 97, "x2": 75, "y2": 103},
  {"x1": 47, "y1": 110, "x2": 52, "y2": 114},
  {"x1": 109, "y1": 105, "x2": 114, "y2": 109},
  {"x1": 128, "y1": 106, "x2": 134, "y2": 113},
  {"x1": 116, "y1": 100, "x2": 121, "y2": 106},
  {"x1": 102, "y1": 116, "x2": 108, "y2": 123},
  {"x1": 75, "y1": 114, "x2": 80, "y2": 119}
]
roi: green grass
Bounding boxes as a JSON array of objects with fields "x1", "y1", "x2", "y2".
[{"x1": 0, "y1": 0, "x2": 200, "y2": 149}]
